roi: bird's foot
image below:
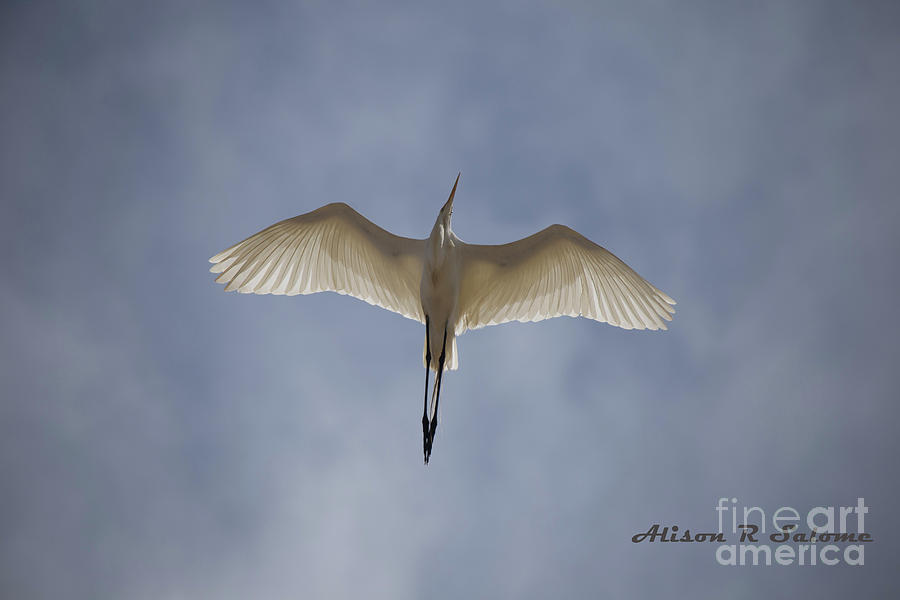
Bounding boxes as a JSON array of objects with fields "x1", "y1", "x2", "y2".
[
  {"x1": 422, "y1": 414, "x2": 431, "y2": 464},
  {"x1": 423, "y1": 418, "x2": 437, "y2": 464}
]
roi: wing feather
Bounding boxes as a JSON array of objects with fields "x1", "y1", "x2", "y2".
[
  {"x1": 210, "y1": 203, "x2": 426, "y2": 322},
  {"x1": 457, "y1": 224, "x2": 675, "y2": 332}
]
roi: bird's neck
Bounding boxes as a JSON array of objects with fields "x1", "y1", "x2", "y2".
[{"x1": 427, "y1": 221, "x2": 454, "y2": 267}]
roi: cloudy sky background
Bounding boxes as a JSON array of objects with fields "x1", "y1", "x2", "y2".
[{"x1": 2, "y1": 1, "x2": 899, "y2": 598}]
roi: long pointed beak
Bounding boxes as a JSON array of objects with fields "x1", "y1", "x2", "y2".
[{"x1": 442, "y1": 172, "x2": 460, "y2": 211}]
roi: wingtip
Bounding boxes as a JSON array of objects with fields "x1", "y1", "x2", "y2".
[{"x1": 656, "y1": 289, "x2": 677, "y2": 305}]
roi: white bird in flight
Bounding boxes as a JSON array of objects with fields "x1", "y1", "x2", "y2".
[{"x1": 209, "y1": 174, "x2": 675, "y2": 463}]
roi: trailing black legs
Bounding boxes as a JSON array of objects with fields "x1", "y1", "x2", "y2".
[
  {"x1": 423, "y1": 320, "x2": 447, "y2": 465},
  {"x1": 422, "y1": 316, "x2": 431, "y2": 463}
]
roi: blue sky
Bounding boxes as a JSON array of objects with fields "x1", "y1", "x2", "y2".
[{"x1": 2, "y1": 1, "x2": 898, "y2": 598}]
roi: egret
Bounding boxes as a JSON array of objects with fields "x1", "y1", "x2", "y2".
[{"x1": 209, "y1": 174, "x2": 676, "y2": 463}]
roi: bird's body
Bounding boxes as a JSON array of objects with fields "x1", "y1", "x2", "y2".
[
  {"x1": 421, "y1": 196, "x2": 462, "y2": 372},
  {"x1": 210, "y1": 174, "x2": 675, "y2": 463}
]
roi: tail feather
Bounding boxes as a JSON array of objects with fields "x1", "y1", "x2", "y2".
[{"x1": 423, "y1": 336, "x2": 458, "y2": 371}]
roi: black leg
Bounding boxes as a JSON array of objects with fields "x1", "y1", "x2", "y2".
[
  {"x1": 425, "y1": 324, "x2": 447, "y2": 464},
  {"x1": 423, "y1": 316, "x2": 431, "y2": 464}
]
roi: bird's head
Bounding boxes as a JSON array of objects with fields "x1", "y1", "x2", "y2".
[{"x1": 438, "y1": 172, "x2": 460, "y2": 226}]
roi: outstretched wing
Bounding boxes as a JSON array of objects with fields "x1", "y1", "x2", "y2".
[
  {"x1": 456, "y1": 224, "x2": 675, "y2": 333},
  {"x1": 210, "y1": 203, "x2": 426, "y2": 322}
]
